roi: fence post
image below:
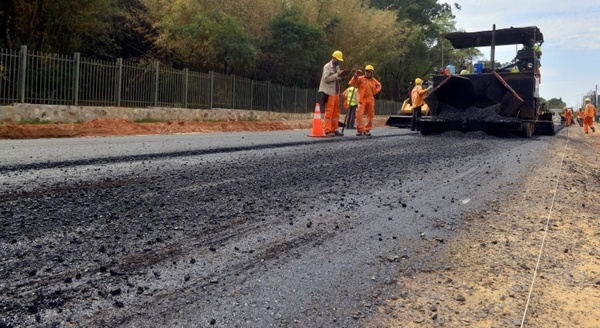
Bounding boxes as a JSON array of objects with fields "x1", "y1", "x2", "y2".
[
  {"x1": 232, "y1": 74, "x2": 236, "y2": 109},
  {"x1": 183, "y1": 68, "x2": 189, "y2": 108},
  {"x1": 294, "y1": 86, "x2": 297, "y2": 113},
  {"x1": 153, "y1": 62, "x2": 159, "y2": 107},
  {"x1": 250, "y1": 80, "x2": 254, "y2": 110},
  {"x1": 73, "y1": 53, "x2": 80, "y2": 106},
  {"x1": 305, "y1": 89, "x2": 308, "y2": 113},
  {"x1": 267, "y1": 81, "x2": 270, "y2": 112},
  {"x1": 280, "y1": 85, "x2": 284, "y2": 113},
  {"x1": 209, "y1": 71, "x2": 214, "y2": 109},
  {"x1": 116, "y1": 58, "x2": 122, "y2": 107},
  {"x1": 18, "y1": 45, "x2": 27, "y2": 103}
]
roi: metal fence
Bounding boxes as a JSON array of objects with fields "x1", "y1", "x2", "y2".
[{"x1": 0, "y1": 46, "x2": 400, "y2": 115}]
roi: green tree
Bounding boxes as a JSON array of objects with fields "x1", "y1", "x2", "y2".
[
  {"x1": 547, "y1": 98, "x2": 566, "y2": 109},
  {"x1": 257, "y1": 8, "x2": 327, "y2": 87},
  {"x1": 145, "y1": 0, "x2": 257, "y2": 74},
  {"x1": 0, "y1": 0, "x2": 120, "y2": 55}
]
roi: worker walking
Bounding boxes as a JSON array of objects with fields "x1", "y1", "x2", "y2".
[
  {"x1": 349, "y1": 65, "x2": 382, "y2": 136},
  {"x1": 342, "y1": 85, "x2": 358, "y2": 129},
  {"x1": 583, "y1": 98, "x2": 597, "y2": 134},
  {"x1": 319, "y1": 50, "x2": 346, "y2": 136},
  {"x1": 565, "y1": 107, "x2": 573, "y2": 126},
  {"x1": 410, "y1": 78, "x2": 432, "y2": 131}
]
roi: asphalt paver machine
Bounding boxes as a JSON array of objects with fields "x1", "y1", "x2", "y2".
[{"x1": 392, "y1": 25, "x2": 554, "y2": 137}]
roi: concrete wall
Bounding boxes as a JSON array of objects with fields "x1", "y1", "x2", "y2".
[{"x1": 0, "y1": 103, "x2": 313, "y2": 124}]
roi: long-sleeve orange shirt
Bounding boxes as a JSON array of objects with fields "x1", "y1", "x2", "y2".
[
  {"x1": 411, "y1": 85, "x2": 429, "y2": 108},
  {"x1": 348, "y1": 75, "x2": 381, "y2": 103},
  {"x1": 584, "y1": 103, "x2": 597, "y2": 118}
]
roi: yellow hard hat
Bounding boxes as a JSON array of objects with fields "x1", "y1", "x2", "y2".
[
  {"x1": 365, "y1": 64, "x2": 374, "y2": 72},
  {"x1": 415, "y1": 78, "x2": 423, "y2": 85},
  {"x1": 332, "y1": 50, "x2": 344, "y2": 61},
  {"x1": 585, "y1": 98, "x2": 591, "y2": 102}
]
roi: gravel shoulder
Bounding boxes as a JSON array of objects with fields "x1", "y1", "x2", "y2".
[{"x1": 369, "y1": 126, "x2": 600, "y2": 327}]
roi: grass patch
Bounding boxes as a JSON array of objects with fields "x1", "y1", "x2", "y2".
[
  {"x1": 19, "y1": 118, "x2": 53, "y2": 125},
  {"x1": 134, "y1": 117, "x2": 165, "y2": 123}
]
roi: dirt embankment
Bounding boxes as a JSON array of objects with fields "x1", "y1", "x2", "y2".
[{"x1": 0, "y1": 117, "x2": 389, "y2": 139}]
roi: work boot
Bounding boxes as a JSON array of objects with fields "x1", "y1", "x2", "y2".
[
  {"x1": 327, "y1": 132, "x2": 336, "y2": 137},
  {"x1": 334, "y1": 131, "x2": 344, "y2": 136},
  {"x1": 592, "y1": 127, "x2": 596, "y2": 133},
  {"x1": 363, "y1": 132, "x2": 372, "y2": 137},
  {"x1": 356, "y1": 132, "x2": 363, "y2": 136}
]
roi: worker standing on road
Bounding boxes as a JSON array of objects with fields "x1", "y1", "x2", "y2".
[
  {"x1": 410, "y1": 78, "x2": 432, "y2": 131},
  {"x1": 342, "y1": 85, "x2": 358, "y2": 129},
  {"x1": 565, "y1": 107, "x2": 573, "y2": 126},
  {"x1": 349, "y1": 65, "x2": 382, "y2": 137},
  {"x1": 319, "y1": 50, "x2": 347, "y2": 137},
  {"x1": 583, "y1": 98, "x2": 597, "y2": 134}
]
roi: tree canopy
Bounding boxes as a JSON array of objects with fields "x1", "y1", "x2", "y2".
[{"x1": 1, "y1": 0, "x2": 483, "y2": 101}]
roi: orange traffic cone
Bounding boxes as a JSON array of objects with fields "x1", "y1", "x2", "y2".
[{"x1": 307, "y1": 103, "x2": 327, "y2": 137}]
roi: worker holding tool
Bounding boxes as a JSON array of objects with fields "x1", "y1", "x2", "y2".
[
  {"x1": 318, "y1": 50, "x2": 348, "y2": 137},
  {"x1": 342, "y1": 85, "x2": 357, "y2": 129},
  {"x1": 565, "y1": 107, "x2": 573, "y2": 127},
  {"x1": 410, "y1": 78, "x2": 432, "y2": 131},
  {"x1": 583, "y1": 98, "x2": 596, "y2": 134},
  {"x1": 577, "y1": 107, "x2": 584, "y2": 126},
  {"x1": 349, "y1": 64, "x2": 381, "y2": 136}
]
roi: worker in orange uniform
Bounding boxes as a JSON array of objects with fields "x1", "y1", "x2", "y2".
[
  {"x1": 583, "y1": 98, "x2": 597, "y2": 134},
  {"x1": 565, "y1": 107, "x2": 573, "y2": 126},
  {"x1": 577, "y1": 107, "x2": 584, "y2": 126},
  {"x1": 348, "y1": 65, "x2": 381, "y2": 136},
  {"x1": 410, "y1": 78, "x2": 432, "y2": 131},
  {"x1": 319, "y1": 50, "x2": 347, "y2": 137}
]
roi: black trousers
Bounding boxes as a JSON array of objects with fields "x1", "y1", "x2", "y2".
[
  {"x1": 347, "y1": 105, "x2": 356, "y2": 128},
  {"x1": 319, "y1": 92, "x2": 328, "y2": 112},
  {"x1": 411, "y1": 106, "x2": 422, "y2": 131}
]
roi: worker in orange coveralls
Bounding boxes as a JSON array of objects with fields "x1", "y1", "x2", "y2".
[
  {"x1": 583, "y1": 98, "x2": 597, "y2": 134},
  {"x1": 577, "y1": 107, "x2": 584, "y2": 126},
  {"x1": 348, "y1": 65, "x2": 381, "y2": 136},
  {"x1": 565, "y1": 107, "x2": 573, "y2": 126},
  {"x1": 410, "y1": 78, "x2": 432, "y2": 131},
  {"x1": 318, "y1": 50, "x2": 347, "y2": 137}
]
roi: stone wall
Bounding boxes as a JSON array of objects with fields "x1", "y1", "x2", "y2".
[{"x1": 0, "y1": 104, "x2": 313, "y2": 123}]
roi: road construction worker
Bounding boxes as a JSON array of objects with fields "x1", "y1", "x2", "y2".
[
  {"x1": 565, "y1": 107, "x2": 573, "y2": 127},
  {"x1": 577, "y1": 107, "x2": 585, "y2": 126},
  {"x1": 518, "y1": 39, "x2": 542, "y2": 81},
  {"x1": 319, "y1": 50, "x2": 347, "y2": 136},
  {"x1": 410, "y1": 78, "x2": 432, "y2": 131},
  {"x1": 342, "y1": 85, "x2": 358, "y2": 129},
  {"x1": 583, "y1": 98, "x2": 597, "y2": 134},
  {"x1": 349, "y1": 64, "x2": 382, "y2": 136}
]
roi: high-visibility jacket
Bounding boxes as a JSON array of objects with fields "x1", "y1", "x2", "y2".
[{"x1": 343, "y1": 86, "x2": 358, "y2": 107}]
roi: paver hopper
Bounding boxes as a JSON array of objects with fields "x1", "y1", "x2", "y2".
[{"x1": 415, "y1": 25, "x2": 555, "y2": 137}]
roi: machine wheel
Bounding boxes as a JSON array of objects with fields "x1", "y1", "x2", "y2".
[{"x1": 520, "y1": 122, "x2": 535, "y2": 138}]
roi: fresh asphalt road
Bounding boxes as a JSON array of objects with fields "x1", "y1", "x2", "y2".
[{"x1": 0, "y1": 127, "x2": 556, "y2": 327}]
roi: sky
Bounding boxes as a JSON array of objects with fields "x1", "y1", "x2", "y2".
[{"x1": 445, "y1": 0, "x2": 600, "y2": 108}]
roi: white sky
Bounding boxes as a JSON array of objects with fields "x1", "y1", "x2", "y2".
[{"x1": 446, "y1": 0, "x2": 600, "y2": 108}]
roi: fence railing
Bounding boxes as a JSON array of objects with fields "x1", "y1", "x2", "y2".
[{"x1": 0, "y1": 46, "x2": 400, "y2": 115}]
